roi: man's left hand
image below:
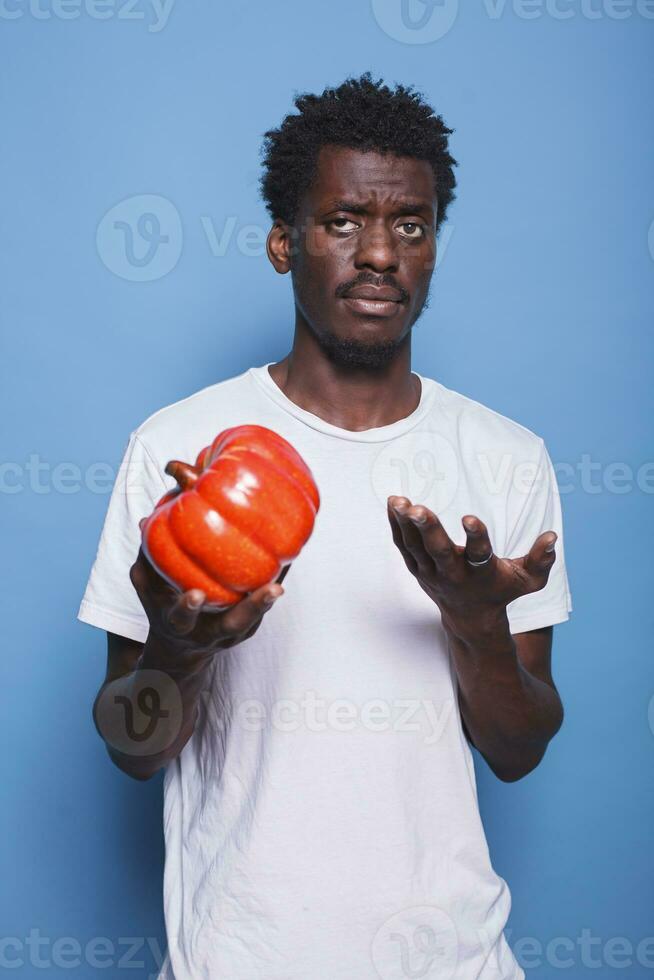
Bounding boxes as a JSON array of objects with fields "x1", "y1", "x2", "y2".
[{"x1": 387, "y1": 495, "x2": 558, "y2": 644}]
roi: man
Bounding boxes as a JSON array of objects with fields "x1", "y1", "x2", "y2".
[{"x1": 80, "y1": 73, "x2": 572, "y2": 980}]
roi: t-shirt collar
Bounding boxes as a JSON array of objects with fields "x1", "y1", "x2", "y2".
[{"x1": 248, "y1": 362, "x2": 436, "y2": 443}]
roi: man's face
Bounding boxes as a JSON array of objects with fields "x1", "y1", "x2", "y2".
[{"x1": 269, "y1": 145, "x2": 438, "y2": 368}]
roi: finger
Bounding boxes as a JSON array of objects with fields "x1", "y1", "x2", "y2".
[
  {"x1": 388, "y1": 496, "x2": 430, "y2": 559},
  {"x1": 394, "y1": 504, "x2": 437, "y2": 577},
  {"x1": 408, "y1": 507, "x2": 458, "y2": 573},
  {"x1": 462, "y1": 515, "x2": 495, "y2": 566},
  {"x1": 241, "y1": 619, "x2": 265, "y2": 642},
  {"x1": 387, "y1": 498, "x2": 419, "y2": 575},
  {"x1": 167, "y1": 589, "x2": 206, "y2": 635},
  {"x1": 129, "y1": 548, "x2": 149, "y2": 596},
  {"x1": 523, "y1": 531, "x2": 557, "y2": 578},
  {"x1": 220, "y1": 583, "x2": 284, "y2": 635},
  {"x1": 133, "y1": 543, "x2": 177, "y2": 603},
  {"x1": 388, "y1": 496, "x2": 429, "y2": 574},
  {"x1": 129, "y1": 548, "x2": 166, "y2": 620}
]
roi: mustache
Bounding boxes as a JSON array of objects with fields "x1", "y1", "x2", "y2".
[{"x1": 335, "y1": 272, "x2": 409, "y2": 304}]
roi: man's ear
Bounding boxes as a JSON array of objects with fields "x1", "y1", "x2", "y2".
[{"x1": 266, "y1": 219, "x2": 296, "y2": 274}]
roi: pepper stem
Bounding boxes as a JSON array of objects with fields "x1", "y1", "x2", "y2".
[{"x1": 165, "y1": 460, "x2": 200, "y2": 491}]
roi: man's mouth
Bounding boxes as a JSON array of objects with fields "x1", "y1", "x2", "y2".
[
  {"x1": 343, "y1": 285, "x2": 404, "y2": 302},
  {"x1": 340, "y1": 285, "x2": 405, "y2": 318}
]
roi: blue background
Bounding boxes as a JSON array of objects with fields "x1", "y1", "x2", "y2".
[{"x1": 2, "y1": 1, "x2": 652, "y2": 976}]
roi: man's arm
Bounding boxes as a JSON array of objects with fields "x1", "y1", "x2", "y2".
[
  {"x1": 453, "y1": 623, "x2": 564, "y2": 781},
  {"x1": 387, "y1": 495, "x2": 567, "y2": 783},
  {"x1": 91, "y1": 547, "x2": 287, "y2": 782},
  {"x1": 92, "y1": 631, "x2": 212, "y2": 782}
]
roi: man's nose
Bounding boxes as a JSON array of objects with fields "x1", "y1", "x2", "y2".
[{"x1": 353, "y1": 221, "x2": 399, "y2": 273}]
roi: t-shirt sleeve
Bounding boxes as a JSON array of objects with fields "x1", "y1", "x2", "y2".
[
  {"x1": 504, "y1": 438, "x2": 573, "y2": 634},
  {"x1": 77, "y1": 430, "x2": 169, "y2": 644}
]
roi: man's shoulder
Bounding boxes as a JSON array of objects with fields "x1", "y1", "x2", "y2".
[
  {"x1": 426, "y1": 375, "x2": 545, "y2": 459},
  {"x1": 130, "y1": 367, "x2": 256, "y2": 458}
]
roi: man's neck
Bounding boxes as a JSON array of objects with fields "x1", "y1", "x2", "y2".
[{"x1": 266, "y1": 340, "x2": 421, "y2": 433}]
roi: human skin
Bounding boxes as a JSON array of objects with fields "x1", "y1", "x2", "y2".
[
  {"x1": 265, "y1": 144, "x2": 437, "y2": 430},
  {"x1": 95, "y1": 144, "x2": 563, "y2": 782},
  {"x1": 265, "y1": 144, "x2": 564, "y2": 781}
]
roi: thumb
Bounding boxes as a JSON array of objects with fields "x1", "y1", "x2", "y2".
[{"x1": 523, "y1": 532, "x2": 557, "y2": 578}]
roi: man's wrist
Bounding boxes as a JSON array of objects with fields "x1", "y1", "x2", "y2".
[
  {"x1": 442, "y1": 603, "x2": 514, "y2": 653},
  {"x1": 139, "y1": 630, "x2": 212, "y2": 680},
  {"x1": 446, "y1": 606, "x2": 527, "y2": 709}
]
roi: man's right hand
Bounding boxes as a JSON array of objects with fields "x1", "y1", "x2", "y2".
[{"x1": 129, "y1": 523, "x2": 287, "y2": 674}]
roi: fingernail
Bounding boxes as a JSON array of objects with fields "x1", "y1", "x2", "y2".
[
  {"x1": 409, "y1": 513, "x2": 427, "y2": 525},
  {"x1": 263, "y1": 592, "x2": 279, "y2": 606},
  {"x1": 545, "y1": 539, "x2": 557, "y2": 552},
  {"x1": 188, "y1": 591, "x2": 204, "y2": 608},
  {"x1": 464, "y1": 519, "x2": 476, "y2": 532}
]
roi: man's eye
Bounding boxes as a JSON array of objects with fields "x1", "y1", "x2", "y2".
[
  {"x1": 399, "y1": 222, "x2": 425, "y2": 239},
  {"x1": 329, "y1": 218, "x2": 359, "y2": 233}
]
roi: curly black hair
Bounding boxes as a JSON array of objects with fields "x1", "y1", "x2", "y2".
[{"x1": 259, "y1": 72, "x2": 457, "y2": 236}]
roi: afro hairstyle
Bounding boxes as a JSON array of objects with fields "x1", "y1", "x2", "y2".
[{"x1": 259, "y1": 72, "x2": 458, "y2": 236}]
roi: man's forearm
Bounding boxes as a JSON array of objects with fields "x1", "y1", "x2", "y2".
[
  {"x1": 447, "y1": 612, "x2": 563, "y2": 781},
  {"x1": 93, "y1": 634, "x2": 213, "y2": 781}
]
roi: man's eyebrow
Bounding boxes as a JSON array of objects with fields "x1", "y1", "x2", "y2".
[
  {"x1": 323, "y1": 200, "x2": 368, "y2": 215},
  {"x1": 322, "y1": 199, "x2": 435, "y2": 219}
]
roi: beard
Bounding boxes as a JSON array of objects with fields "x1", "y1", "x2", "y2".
[
  {"x1": 316, "y1": 331, "x2": 407, "y2": 369},
  {"x1": 307, "y1": 290, "x2": 431, "y2": 370}
]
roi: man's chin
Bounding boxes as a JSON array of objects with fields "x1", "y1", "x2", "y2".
[{"x1": 315, "y1": 330, "x2": 408, "y2": 370}]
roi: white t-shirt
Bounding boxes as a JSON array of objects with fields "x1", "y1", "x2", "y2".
[{"x1": 79, "y1": 362, "x2": 572, "y2": 980}]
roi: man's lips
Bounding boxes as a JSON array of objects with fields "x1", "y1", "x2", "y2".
[
  {"x1": 342, "y1": 285, "x2": 404, "y2": 302},
  {"x1": 340, "y1": 284, "x2": 405, "y2": 318}
]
